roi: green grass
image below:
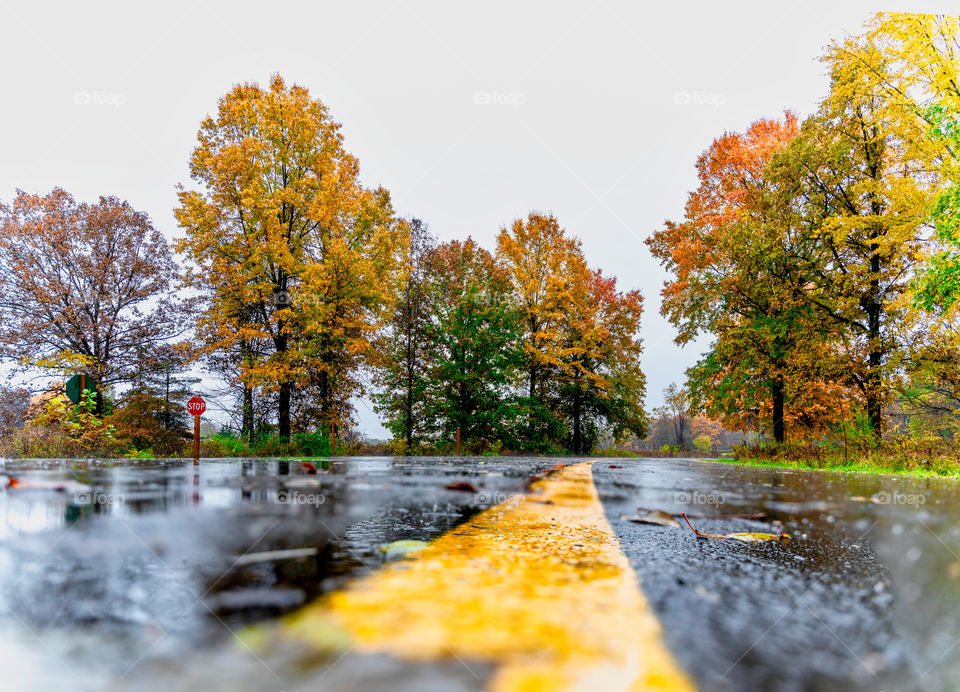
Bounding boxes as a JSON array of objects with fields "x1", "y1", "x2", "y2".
[{"x1": 709, "y1": 452, "x2": 960, "y2": 479}]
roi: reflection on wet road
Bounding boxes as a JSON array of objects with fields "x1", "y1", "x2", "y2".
[
  {"x1": 0, "y1": 457, "x2": 557, "y2": 690},
  {"x1": 0, "y1": 456, "x2": 958, "y2": 691}
]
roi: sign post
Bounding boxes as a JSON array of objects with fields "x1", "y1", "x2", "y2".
[{"x1": 187, "y1": 396, "x2": 206, "y2": 465}]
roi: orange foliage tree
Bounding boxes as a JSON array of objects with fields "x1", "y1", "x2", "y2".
[{"x1": 647, "y1": 114, "x2": 836, "y2": 442}]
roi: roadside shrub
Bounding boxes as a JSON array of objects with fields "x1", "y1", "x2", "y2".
[
  {"x1": 200, "y1": 431, "x2": 250, "y2": 457},
  {"x1": 106, "y1": 392, "x2": 188, "y2": 457},
  {"x1": 1, "y1": 388, "x2": 122, "y2": 458},
  {"x1": 291, "y1": 431, "x2": 331, "y2": 457}
]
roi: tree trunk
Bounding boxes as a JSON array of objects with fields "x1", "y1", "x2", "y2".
[
  {"x1": 405, "y1": 325, "x2": 414, "y2": 453},
  {"x1": 275, "y1": 277, "x2": 292, "y2": 440},
  {"x1": 866, "y1": 239, "x2": 883, "y2": 440},
  {"x1": 772, "y1": 376, "x2": 785, "y2": 444},
  {"x1": 242, "y1": 384, "x2": 254, "y2": 442},
  {"x1": 277, "y1": 329, "x2": 291, "y2": 439},
  {"x1": 572, "y1": 392, "x2": 582, "y2": 454},
  {"x1": 278, "y1": 383, "x2": 291, "y2": 439}
]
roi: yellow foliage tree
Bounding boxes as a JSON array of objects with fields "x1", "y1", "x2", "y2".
[{"x1": 176, "y1": 75, "x2": 406, "y2": 438}]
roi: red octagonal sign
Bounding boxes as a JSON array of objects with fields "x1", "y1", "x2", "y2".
[{"x1": 186, "y1": 396, "x2": 206, "y2": 417}]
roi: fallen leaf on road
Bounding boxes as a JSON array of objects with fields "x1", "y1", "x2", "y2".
[
  {"x1": 608, "y1": 465, "x2": 623, "y2": 469},
  {"x1": 527, "y1": 463, "x2": 565, "y2": 488},
  {"x1": 681, "y1": 513, "x2": 789, "y2": 543},
  {"x1": 379, "y1": 539, "x2": 429, "y2": 561},
  {"x1": 233, "y1": 548, "x2": 319, "y2": 566},
  {"x1": 284, "y1": 478, "x2": 323, "y2": 488},
  {"x1": 445, "y1": 481, "x2": 478, "y2": 492},
  {"x1": 6, "y1": 477, "x2": 91, "y2": 492},
  {"x1": 620, "y1": 510, "x2": 680, "y2": 528}
]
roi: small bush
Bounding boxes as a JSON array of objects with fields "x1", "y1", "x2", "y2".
[{"x1": 291, "y1": 431, "x2": 332, "y2": 457}]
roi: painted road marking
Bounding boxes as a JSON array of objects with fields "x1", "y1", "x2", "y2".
[{"x1": 272, "y1": 461, "x2": 694, "y2": 691}]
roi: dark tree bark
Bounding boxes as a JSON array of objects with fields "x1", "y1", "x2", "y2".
[{"x1": 772, "y1": 375, "x2": 785, "y2": 444}]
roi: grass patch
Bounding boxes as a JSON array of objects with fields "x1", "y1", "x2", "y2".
[{"x1": 715, "y1": 439, "x2": 960, "y2": 478}]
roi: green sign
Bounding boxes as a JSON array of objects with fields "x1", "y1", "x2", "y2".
[{"x1": 65, "y1": 374, "x2": 98, "y2": 405}]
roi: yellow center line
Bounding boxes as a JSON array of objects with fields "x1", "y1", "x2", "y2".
[{"x1": 274, "y1": 461, "x2": 694, "y2": 691}]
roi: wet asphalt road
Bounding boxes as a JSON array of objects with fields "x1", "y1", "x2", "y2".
[
  {"x1": 0, "y1": 456, "x2": 958, "y2": 691},
  {"x1": 596, "y1": 460, "x2": 960, "y2": 692}
]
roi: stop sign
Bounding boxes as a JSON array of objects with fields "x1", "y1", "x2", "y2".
[{"x1": 186, "y1": 396, "x2": 206, "y2": 417}]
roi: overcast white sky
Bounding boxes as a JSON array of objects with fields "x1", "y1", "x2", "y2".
[{"x1": 0, "y1": 1, "x2": 947, "y2": 436}]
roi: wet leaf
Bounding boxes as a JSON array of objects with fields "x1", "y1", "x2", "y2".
[
  {"x1": 718, "y1": 532, "x2": 789, "y2": 543},
  {"x1": 284, "y1": 478, "x2": 322, "y2": 488},
  {"x1": 6, "y1": 477, "x2": 91, "y2": 492},
  {"x1": 527, "y1": 463, "x2": 565, "y2": 487},
  {"x1": 445, "y1": 481, "x2": 478, "y2": 492},
  {"x1": 620, "y1": 510, "x2": 680, "y2": 528},
  {"x1": 233, "y1": 548, "x2": 319, "y2": 566},
  {"x1": 681, "y1": 513, "x2": 789, "y2": 543},
  {"x1": 379, "y1": 539, "x2": 429, "y2": 561}
]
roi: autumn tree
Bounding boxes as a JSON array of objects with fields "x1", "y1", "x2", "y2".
[
  {"x1": 418, "y1": 239, "x2": 526, "y2": 450},
  {"x1": 176, "y1": 75, "x2": 406, "y2": 439},
  {"x1": 374, "y1": 218, "x2": 436, "y2": 452},
  {"x1": 914, "y1": 105, "x2": 960, "y2": 311},
  {"x1": 767, "y1": 45, "x2": 930, "y2": 438},
  {"x1": 798, "y1": 13, "x2": 960, "y2": 438},
  {"x1": 654, "y1": 383, "x2": 691, "y2": 448},
  {"x1": 496, "y1": 213, "x2": 587, "y2": 404},
  {"x1": 557, "y1": 269, "x2": 647, "y2": 453},
  {"x1": 126, "y1": 343, "x2": 200, "y2": 432},
  {"x1": 496, "y1": 212, "x2": 592, "y2": 448},
  {"x1": 496, "y1": 212, "x2": 648, "y2": 453},
  {"x1": 646, "y1": 114, "x2": 834, "y2": 443},
  {"x1": 0, "y1": 188, "x2": 184, "y2": 390}
]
